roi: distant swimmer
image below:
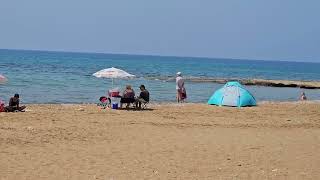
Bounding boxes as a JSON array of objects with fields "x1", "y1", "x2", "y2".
[{"x1": 299, "y1": 92, "x2": 307, "y2": 101}]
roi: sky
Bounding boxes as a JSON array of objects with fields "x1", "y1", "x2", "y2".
[{"x1": 0, "y1": 0, "x2": 319, "y2": 62}]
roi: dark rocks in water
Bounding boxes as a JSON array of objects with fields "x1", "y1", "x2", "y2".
[
  {"x1": 216, "y1": 79, "x2": 320, "y2": 89},
  {"x1": 243, "y1": 82, "x2": 298, "y2": 88},
  {"x1": 241, "y1": 79, "x2": 320, "y2": 89},
  {"x1": 146, "y1": 76, "x2": 320, "y2": 89},
  {"x1": 300, "y1": 86, "x2": 318, "y2": 89}
]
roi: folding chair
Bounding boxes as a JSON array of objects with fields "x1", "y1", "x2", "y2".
[{"x1": 141, "y1": 101, "x2": 149, "y2": 109}]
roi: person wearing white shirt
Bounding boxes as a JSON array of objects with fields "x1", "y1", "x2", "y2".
[{"x1": 176, "y1": 72, "x2": 186, "y2": 102}]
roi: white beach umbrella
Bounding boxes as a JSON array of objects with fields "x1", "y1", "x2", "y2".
[
  {"x1": 0, "y1": 74, "x2": 7, "y2": 84},
  {"x1": 93, "y1": 67, "x2": 135, "y2": 87}
]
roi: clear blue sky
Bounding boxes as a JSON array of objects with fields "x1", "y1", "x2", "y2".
[{"x1": 0, "y1": 0, "x2": 319, "y2": 62}]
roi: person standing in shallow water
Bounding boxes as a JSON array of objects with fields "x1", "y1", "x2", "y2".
[{"x1": 176, "y1": 72, "x2": 187, "y2": 103}]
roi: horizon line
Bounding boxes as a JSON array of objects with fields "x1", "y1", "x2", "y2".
[{"x1": 0, "y1": 48, "x2": 319, "y2": 64}]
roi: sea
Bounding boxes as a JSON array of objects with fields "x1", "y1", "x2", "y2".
[{"x1": 0, "y1": 49, "x2": 319, "y2": 104}]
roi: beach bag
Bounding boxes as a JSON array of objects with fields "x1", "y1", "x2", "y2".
[
  {"x1": 181, "y1": 92, "x2": 187, "y2": 99},
  {"x1": 181, "y1": 88, "x2": 187, "y2": 100},
  {"x1": 108, "y1": 88, "x2": 120, "y2": 97}
]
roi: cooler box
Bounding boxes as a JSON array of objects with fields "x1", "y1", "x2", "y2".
[{"x1": 112, "y1": 103, "x2": 118, "y2": 109}]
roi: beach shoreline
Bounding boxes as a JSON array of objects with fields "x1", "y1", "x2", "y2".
[
  {"x1": 1, "y1": 101, "x2": 320, "y2": 179},
  {"x1": 19, "y1": 99, "x2": 320, "y2": 106}
]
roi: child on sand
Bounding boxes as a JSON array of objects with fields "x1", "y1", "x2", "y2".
[{"x1": 98, "y1": 96, "x2": 111, "y2": 109}]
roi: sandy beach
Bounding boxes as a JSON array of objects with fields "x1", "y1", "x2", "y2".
[{"x1": 1, "y1": 102, "x2": 320, "y2": 180}]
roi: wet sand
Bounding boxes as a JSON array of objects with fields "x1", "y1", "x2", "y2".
[{"x1": 0, "y1": 102, "x2": 320, "y2": 180}]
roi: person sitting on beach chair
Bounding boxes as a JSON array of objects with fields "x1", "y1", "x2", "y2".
[
  {"x1": 135, "y1": 85, "x2": 149, "y2": 109},
  {"x1": 120, "y1": 85, "x2": 135, "y2": 108},
  {"x1": 5, "y1": 94, "x2": 26, "y2": 112},
  {"x1": 97, "y1": 96, "x2": 111, "y2": 109}
]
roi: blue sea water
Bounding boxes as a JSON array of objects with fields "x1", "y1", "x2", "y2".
[{"x1": 0, "y1": 49, "x2": 319, "y2": 104}]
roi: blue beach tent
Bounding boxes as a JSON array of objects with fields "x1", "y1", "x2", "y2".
[{"x1": 208, "y1": 81, "x2": 256, "y2": 107}]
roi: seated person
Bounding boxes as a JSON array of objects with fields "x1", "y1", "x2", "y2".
[
  {"x1": 120, "y1": 85, "x2": 135, "y2": 108},
  {"x1": 5, "y1": 94, "x2": 26, "y2": 112},
  {"x1": 97, "y1": 96, "x2": 111, "y2": 108},
  {"x1": 135, "y1": 85, "x2": 150, "y2": 109}
]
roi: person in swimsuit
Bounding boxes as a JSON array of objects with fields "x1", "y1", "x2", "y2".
[{"x1": 5, "y1": 94, "x2": 26, "y2": 112}]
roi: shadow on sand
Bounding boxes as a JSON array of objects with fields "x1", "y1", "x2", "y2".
[{"x1": 117, "y1": 107, "x2": 154, "y2": 111}]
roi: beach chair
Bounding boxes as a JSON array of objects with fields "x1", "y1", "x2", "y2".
[
  {"x1": 120, "y1": 98, "x2": 136, "y2": 109},
  {"x1": 134, "y1": 98, "x2": 149, "y2": 110},
  {"x1": 141, "y1": 101, "x2": 149, "y2": 109}
]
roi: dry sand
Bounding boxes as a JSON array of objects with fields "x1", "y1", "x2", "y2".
[{"x1": 0, "y1": 102, "x2": 320, "y2": 180}]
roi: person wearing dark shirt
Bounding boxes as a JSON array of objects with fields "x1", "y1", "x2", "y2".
[
  {"x1": 135, "y1": 85, "x2": 149, "y2": 109},
  {"x1": 5, "y1": 94, "x2": 26, "y2": 112}
]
